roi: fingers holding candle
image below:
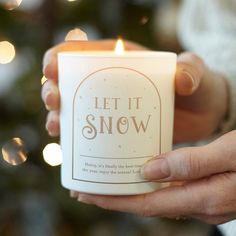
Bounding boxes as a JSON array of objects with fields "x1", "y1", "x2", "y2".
[
  {"x1": 42, "y1": 28, "x2": 89, "y2": 137},
  {"x1": 175, "y1": 52, "x2": 204, "y2": 96},
  {"x1": 42, "y1": 30, "x2": 147, "y2": 139},
  {"x1": 41, "y1": 79, "x2": 60, "y2": 111},
  {"x1": 41, "y1": 79, "x2": 60, "y2": 137},
  {"x1": 173, "y1": 51, "x2": 228, "y2": 144},
  {"x1": 76, "y1": 132, "x2": 236, "y2": 225},
  {"x1": 76, "y1": 184, "x2": 204, "y2": 219},
  {"x1": 46, "y1": 110, "x2": 60, "y2": 137},
  {"x1": 42, "y1": 30, "x2": 174, "y2": 193},
  {"x1": 76, "y1": 172, "x2": 236, "y2": 225},
  {"x1": 141, "y1": 136, "x2": 234, "y2": 182}
]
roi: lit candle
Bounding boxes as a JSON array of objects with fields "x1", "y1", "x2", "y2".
[
  {"x1": 58, "y1": 39, "x2": 176, "y2": 195},
  {"x1": 114, "y1": 38, "x2": 124, "y2": 55}
]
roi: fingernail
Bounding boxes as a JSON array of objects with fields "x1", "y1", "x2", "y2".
[
  {"x1": 42, "y1": 51, "x2": 51, "y2": 75},
  {"x1": 45, "y1": 104, "x2": 52, "y2": 111},
  {"x1": 44, "y1": 87, "x2": 58, "y2": 110},
  {"x1": 183, "y1": 70, "x2": 197, "y2": 92},
  {"x1": 44, "y1": 90, "x2": 53, "y2": 110},
  {"x1": 65, "y1": 28, "x2": 88, "y2": 41},
  {"x1": 141, "y1": 158, "x2": 170, "y2": 180},
  {"x1": 46, "y1": 112, "x2": 59, "y2": 136}
]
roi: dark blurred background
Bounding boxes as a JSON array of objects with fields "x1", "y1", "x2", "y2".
[{"x1": 0, "y1": 0, "x2": 218, "y2": 235}]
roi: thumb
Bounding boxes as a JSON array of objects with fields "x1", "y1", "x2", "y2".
[
  {"x1": 142, "y1": 132, "x2": 236, "y2": 181},
  {"x1": 175, "y1": 52, "x2": 205, "y2": 96}
]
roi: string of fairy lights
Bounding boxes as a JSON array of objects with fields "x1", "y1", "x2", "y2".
[{"x1": 0, "y1": 0, "x2": 80, "y2": 167}]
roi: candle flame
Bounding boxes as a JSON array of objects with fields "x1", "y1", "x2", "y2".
[
  {"x1": 115, "y1": 38, "x2": 125, "y2": 55},
  {"x1": 41, "y1": 75, "x2": 48, "y2": 85}
]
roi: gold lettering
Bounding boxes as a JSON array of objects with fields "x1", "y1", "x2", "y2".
[
  {"x1": 117, "y1": 117, "x2": 129, "y2": 134},
  {"x1": 100, "y1": 116, "x2": 113, "y2": 134},
  {"x1": 82, "y1": 114, "x2": 97, "y2": 139},
  {"x1": 95, "y1": 97, "x2": 101, "y2": 109},
  {"x1": 82, "y1": 114, "x2": 151, "y2": 139},
  {"x1": 112, "y1": 97, "x2": 120, "y2": 110},
  {"x1": 103, "y1": 97, "x2": 110, "y2": 110},
  {"x1": 135, "y1": 97, "x2": 142, "y2": 109},
  {"x1": 131, "y1": 115, "x2": 151, "y2": 133},
  {"x1": 95, "y1": 97, "x2": 121, "y2": 110},
  {"x1": 128, "y1": 97, "x2": 142, "y2": 110},
  {"x1": 128, "y1": 97, "x2": 132, "y2": 110}
]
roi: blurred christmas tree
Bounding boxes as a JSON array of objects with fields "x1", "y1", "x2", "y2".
[{"x1": 0, "y1": 1, "x2": 213, "y2": 236}]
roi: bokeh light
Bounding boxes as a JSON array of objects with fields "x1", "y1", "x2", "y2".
[
  {"x1": 18, "y1": 0, "x2": 43, "y2": 11},
  {"x1": 1, "y1": 137, "x2": 28, "y2": 166},
  {"x1": 140, "y1": 16, "x2": 149, "y2": 25},
  {"x1": 43, "y1": 143, "x2": 63, "y2": 166},
  {"x1": 0, "y1": 41, "x2": 16, "y2": 64},
  {"x1": 3, "y1": 0, "x2": 22, "y2": 10},
  {"x1": 65, "y1": 28, "x2": 88, "y2": 41},
  {"x1": 41, "y1": 75, "x2": 48, "y2": 85}
]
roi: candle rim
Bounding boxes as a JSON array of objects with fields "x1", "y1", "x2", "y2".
[{"x1": 58, "y1": 51, "x2": 177, "y2": 59}]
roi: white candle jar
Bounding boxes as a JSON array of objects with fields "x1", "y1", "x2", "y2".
[{"x1": 58, "y1": 51, "x2": 176, "y2": 195}]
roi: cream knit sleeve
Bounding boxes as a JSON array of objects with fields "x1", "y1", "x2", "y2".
[{"x1": 178, "y1": 0, "x2": 236, "y2": 134}]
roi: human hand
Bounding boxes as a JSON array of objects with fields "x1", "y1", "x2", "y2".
[
  {"x1": 173, "y1": 53, "x2": 228, "y2": 143},
  {"x1": 41, "y1": 31, "x2": 231, "y2": 224},
  {"x1": 76, "y1": 130, "x2": 236, "y2": 224}
]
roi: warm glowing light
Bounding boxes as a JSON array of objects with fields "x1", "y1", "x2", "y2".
[
  {"x1": 140, "y1": 16, "x2": 149, "y2": 25},
  {"x1": 67, "y1": 0, "x2": 78, "y2": 2},
  {"x1": 43, "y1": 143, "x2": 63, "y2": 166},
  {"x1": 0, "y1": 41, "x2": 16, "y2": 64},
  {"x1": 115, "y1": 38, "x2": 125, "y2": 55},
  {"x1": 41, "y1": 75, "x2": 48, "y2": 85},
  {"x1": 65, "y1": 28, "x2": 88, "y2": 41},
  {"x1": 1, "y1": 137, "x2": 27, "y2": 166},
  {"x1": 4, "y1": 0, "x2": 22, "y2": 10}
]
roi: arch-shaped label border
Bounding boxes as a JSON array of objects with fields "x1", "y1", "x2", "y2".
[{"x1": 72, "y1": 67, "x2": 162, "y2": 184}]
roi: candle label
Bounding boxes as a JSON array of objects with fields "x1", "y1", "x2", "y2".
[{"x1": 72, "y1": 67, "x2": 161, "y2": 184}]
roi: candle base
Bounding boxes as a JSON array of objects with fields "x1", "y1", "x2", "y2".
[{"x1": 62, "y1": 178, "x2": 162, "y2": 195}]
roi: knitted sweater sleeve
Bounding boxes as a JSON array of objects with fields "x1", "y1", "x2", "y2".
[{"x1": 178, "y1": 0, "x2": 236, "y2": 134}]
